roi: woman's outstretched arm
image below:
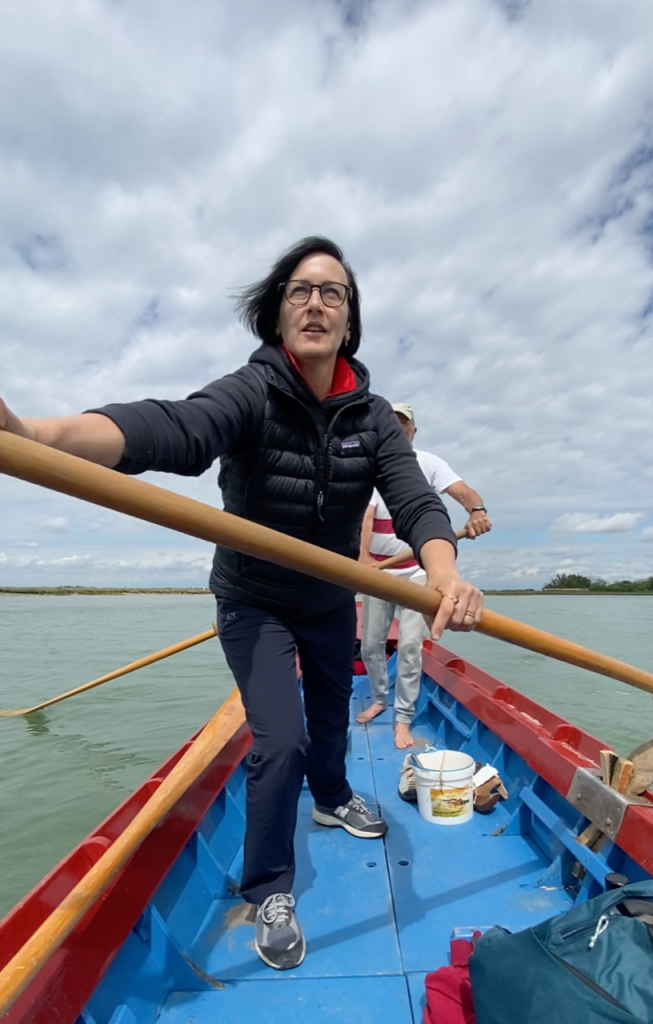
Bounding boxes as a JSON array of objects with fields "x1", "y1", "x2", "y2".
[{"x1": 0, "y1": 398, "x2": 126, "y2": 467}]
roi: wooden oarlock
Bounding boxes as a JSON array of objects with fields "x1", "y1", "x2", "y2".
[{"x1": 574, "y1": 747, "x2": 642, "y2": 868}]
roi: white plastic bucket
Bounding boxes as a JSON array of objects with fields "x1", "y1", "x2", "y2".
[{"x1": 411, "y1": 750, "x2": 475, "y2": 825}]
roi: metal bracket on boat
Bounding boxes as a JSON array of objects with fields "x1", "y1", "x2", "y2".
[{"x1": 566, "y1": 767, "x2": 630, "y2": 840}]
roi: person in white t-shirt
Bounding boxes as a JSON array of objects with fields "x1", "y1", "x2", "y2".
[{"x1": 357, "y1": 403, "x2": 492, "y2": 749}]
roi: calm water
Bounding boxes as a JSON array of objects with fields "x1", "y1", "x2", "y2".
[{"x1": 1, "y1": 593, "x2": 652, "y2": 918}]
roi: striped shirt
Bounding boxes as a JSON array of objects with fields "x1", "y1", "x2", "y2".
[{"x1": 369, "y1": 449, "x2": 460, "y2": 579}]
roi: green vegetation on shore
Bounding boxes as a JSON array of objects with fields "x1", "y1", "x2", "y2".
[{"x1": 542, "y1": 574, "x2": 653, "y2": 594}]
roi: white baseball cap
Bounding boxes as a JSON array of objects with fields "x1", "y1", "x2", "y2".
[{"x1": 391, "y1": 403, "x2": 414, "y2": 422}]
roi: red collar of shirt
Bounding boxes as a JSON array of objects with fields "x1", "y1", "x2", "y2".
[{"x1": 281, "y1": 345, "x2": 356, "y2": 398}]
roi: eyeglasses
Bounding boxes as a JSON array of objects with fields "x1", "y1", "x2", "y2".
[{"x1": 280, "y1": 279, "x2": 351, "y2": 308}]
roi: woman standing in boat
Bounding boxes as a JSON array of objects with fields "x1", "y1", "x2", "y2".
[{"x1": 0, "y1": 236, "x2": 483, "y2": 971}]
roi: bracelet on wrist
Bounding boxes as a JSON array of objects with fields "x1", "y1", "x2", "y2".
[{"x1": 470, "y1": 506, "x2": 487, "y2": 514}]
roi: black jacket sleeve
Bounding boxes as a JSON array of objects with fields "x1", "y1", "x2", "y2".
[
  {"x1": 372, "y1": 397, "x2": 457, "y2": 560},
  {"x1": 90, "y1": 365, "x2": 267, "y2": 476}
]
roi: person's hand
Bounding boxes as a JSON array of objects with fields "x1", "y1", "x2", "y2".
[
  {"x1": 0, "y1": 398, "x2": 32, "y2": 438},
  {"x1": 464, "y1": 510, "x2": 492, "y2": 540},
  {"x1": 358, "y1": 551, "x2": 380, "y2": 568},
  {"x1": 423, "y1": 572, "x2": 483, "y2": 641}
]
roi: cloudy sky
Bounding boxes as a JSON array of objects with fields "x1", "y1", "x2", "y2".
[{"x1": 1, "y1": 0, "x2": 652, "y2": 590}]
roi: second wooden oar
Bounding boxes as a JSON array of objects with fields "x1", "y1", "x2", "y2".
[
  {"x1": 2, "y1": 432, "x2": 653, "y2": 696},
  {"x1": 374, "y1": 529, "x2": 467, "y2": 571},
  {"x1": 0, "y1": 624, "x2": 217, "y2": 717}
]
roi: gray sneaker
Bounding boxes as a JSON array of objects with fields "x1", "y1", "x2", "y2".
[
  {"x1": 398, "y1": 753, "x2": 417, "y2": 802},
  {"x1": 255, "y1": 893, "x2": 306, "y2": 970},
  {"x1": 312, "y1": 793, "x2": 388, "y2": 838}
]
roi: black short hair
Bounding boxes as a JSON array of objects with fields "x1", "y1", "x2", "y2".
[{"x1": 234, "y1": 236, "x2": 362, "y2": 358}]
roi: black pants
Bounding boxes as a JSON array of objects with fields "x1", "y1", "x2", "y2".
[{"x1": 216, "y1": 598, "x2": 356, "y2": 905}]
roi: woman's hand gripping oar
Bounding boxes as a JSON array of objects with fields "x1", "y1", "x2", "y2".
[
  {"x1": 3, "y1": 432, "x2": 653, "y2": 696},
  {"x1": 0, "y1": 624, "x2": 217, "y2": 717}
]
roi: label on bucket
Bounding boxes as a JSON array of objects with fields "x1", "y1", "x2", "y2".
[{"x1": 429, "y1": 785, "x2": 472, "y2": 819}]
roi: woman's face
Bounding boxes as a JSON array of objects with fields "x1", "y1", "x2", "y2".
[{"x1": 276, "y1": 253, "x2": 351, "y2": 365}]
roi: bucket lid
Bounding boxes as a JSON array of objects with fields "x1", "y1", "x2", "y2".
[{"x1": 410, "y1": 749, "x2": 475, "y2": 773}]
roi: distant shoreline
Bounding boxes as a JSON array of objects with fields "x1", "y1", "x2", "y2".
[
  {"x1": 484, "y1": 590, "x2": 653, "y2": 596},
  {"x1": 0, "y1": 587, "x2": 212, "y2": 596},
  {"x1": 1, "y1": 587, "x2": 651, "y2": 597}
]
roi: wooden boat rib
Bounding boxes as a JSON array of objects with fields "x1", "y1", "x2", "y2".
[{"x1": 1, "y1": 630, "x2": 651, "y2": 1024}]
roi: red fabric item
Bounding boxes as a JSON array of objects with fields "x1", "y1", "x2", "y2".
[
  {"x1": 281, "y1": 346, "x2": 355, "y2": 397},
  {"x1": 326, "y1": 354, "x2": 356, "y2": 396},
  {"x1": 450, "y1": 937, "x2": 475, "y2": 967},
  {"x1": 372, "y1": 517, "x2": 396, "y2": 534},
  {"x1": 423, "y1": 965, "x2": 476, "y2": 1024}
]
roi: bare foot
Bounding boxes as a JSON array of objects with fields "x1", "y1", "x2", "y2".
[
  {"x1": 395, "y1": 722, "x2": 414, "y2": 749},
  {"x1": 356, "y1": 702, "x2": 386, "y2": 724}
]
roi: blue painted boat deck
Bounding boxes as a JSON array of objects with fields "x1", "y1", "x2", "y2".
[{"x1": 141, "y1": 665, "x2": 574, "y2": 1024}]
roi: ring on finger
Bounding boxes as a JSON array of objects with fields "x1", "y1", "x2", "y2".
[
  {"x1": 464, "y1": 611, "x2": 475, "y2": 618},
  {"x1": 445, "y1": 595, "x2": 460, "y2": 606}
]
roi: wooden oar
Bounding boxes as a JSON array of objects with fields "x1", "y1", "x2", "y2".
[
  {"x1": 0, "y1": 624, "x2": 217, "y2": 717},
  {"x1": 374, "y1": 529, "x2": 467, "y2": 570},
  {"x1": 2, "y1": 432, "x2": 653, "y2": 695},
  {"x1": 0, "y1": 686, "x2": 246, "y2": 1018}
]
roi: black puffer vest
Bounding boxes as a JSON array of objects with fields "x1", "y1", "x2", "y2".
[
  {"x1": 97, "y1": 343, "x2": 455, "y2": 618},
  {"x1": 211, "y1": 348, "x2": 383, "y2": 616}
]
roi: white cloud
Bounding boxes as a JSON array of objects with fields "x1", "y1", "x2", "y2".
[
  {"x1": 42, "y1": 517, "x2": 68, "y2": 533},
  {"x1": 0, "y1": 546, "x2": 212, "y2": 586},
  {"x1": 0, "y1": 551, "x2": 43, "y2": 568},
  {"x1": 548, "y1": 513, "x2": 644, "y2": 534},
  {"x1": 1, "y1": 0, "x2": 653, "y2": 589},
  {"x1": 640, "y1": 527, "x2": 653, "y2": 542}
]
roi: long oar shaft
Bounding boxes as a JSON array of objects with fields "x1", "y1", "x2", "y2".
[
  {"x1": 0, "y1": 625, "x2": 217, "y2": 717},
  {"x1": 2, "y1": 432, "x2": 653, "y2": 695},
  {"x1": 0, "y1": 687, "x2": 246, "y2": 1018}
]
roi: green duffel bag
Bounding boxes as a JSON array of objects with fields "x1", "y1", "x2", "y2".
[{"x1": 468, "y1": 880, "x2": 653, "y2": 1023}]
